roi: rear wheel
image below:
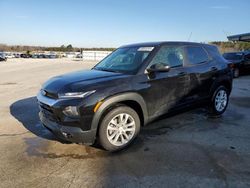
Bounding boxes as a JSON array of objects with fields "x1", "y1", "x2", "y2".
[
  {"x1": 208, "y1": 86, "x2": 229, "y2": 116},
  {"x1": 98, "y1": 106, "x2": 140, "y2": 152}
]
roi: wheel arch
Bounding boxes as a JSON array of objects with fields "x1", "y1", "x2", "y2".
[
  {"x1": 91, "y1": 92, "x2": 148, "y2": 139},
  {"x1": 209, "y1": 77, "x2": 232, "y2": 100}
]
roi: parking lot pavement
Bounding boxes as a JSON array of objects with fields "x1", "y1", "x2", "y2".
[{"x1": 1, "y1": 59, "x2": 250, "y2": 188}]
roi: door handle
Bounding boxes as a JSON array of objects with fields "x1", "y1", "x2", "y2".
[
  {"x1": 178, "y1": 72, "x2": 187, "y2": 76},
  {"x1": 211, "y1": 67, "x2": 218, "y2": 71}
]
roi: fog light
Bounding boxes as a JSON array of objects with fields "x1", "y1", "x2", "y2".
[
  {"x1": 63, "y1": 106, "x2": 79, "y2": 117},
  {"x1": 62, "y1": 132, "x2": 73, "y2": 138}
]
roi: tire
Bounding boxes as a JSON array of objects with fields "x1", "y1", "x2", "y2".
[
  {"x1": 98, "y1": 105, "x2": 140, "y2": 152},
  {"x1": 208, "y1": 86, "x2": 229, "y2": 116},
  {"x1": 233, "y1": 68, "x2": 240, "y2": 78}
]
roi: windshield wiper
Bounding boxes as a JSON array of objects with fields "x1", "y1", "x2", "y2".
[{"x1": 93, "y1": 67, "x2": 120, "y2": 73}]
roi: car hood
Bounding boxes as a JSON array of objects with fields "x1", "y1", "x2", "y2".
[{"x1": 42, "y1": 69, "x2": 126, "y2": 94}]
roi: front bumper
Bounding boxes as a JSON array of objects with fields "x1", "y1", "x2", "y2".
[
  {"x1": 39, "y1": 112, "x2": 96, "y2": 145},
  {"x1": 37, "y1": 92, "x2": 97, "y2": 145}
]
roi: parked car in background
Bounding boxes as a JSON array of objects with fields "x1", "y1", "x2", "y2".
[
  {"x1": 76, "y1": 54, "x2": 83, "y2": 58},
  {"x1": 39, "y1": 54, "x2": 46, "y2": 58},
  {"x1": 32, "y1": 54, "x2": 39, "y2": 58},
  {"x1": 47, "y1": 54, "x2": 57, "y2": 59},
  {"x1": 0, "y1": 53, "x2": 7, "y2": 61},
  {"x1": 13, "y1": 53, "x2": 21, "y2": 58},
  {"x1": 20, "y1": 53, "x2": 32, "y2": 58},
  {"x1": 37, "y1": 41, "x2": 232, "y2": 152},
  {"x1": 5, "y1": 52, "x2": 15, "y2": 59},
  {"x1": 223, "y1": 51, "x2": 250, "y2": 78}
]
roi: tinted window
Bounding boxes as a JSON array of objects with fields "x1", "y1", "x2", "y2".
[
  {"x1": 149, "y1": 46, "x2": 184, "y2": 68},
  {"x1": 94, "y1": 47, "x2": 152, "y2": 73},
  {"x1": 223, "y1": 52, "x2": 244, "y2": 60},
  {"x1": 186, "y1": 46, "x2": 209, "y2": 64}
]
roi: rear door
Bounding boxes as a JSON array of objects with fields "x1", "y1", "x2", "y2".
[{"x1": 183, "y1": 45, "x2": 218, "y2": 101}]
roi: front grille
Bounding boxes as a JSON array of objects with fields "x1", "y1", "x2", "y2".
[
  {"x1": 39, "y1": 102, "x2": 59, "y2": 122},
  {"x1": 39, "y1": 102, "x2": 53, "y2": 113}
]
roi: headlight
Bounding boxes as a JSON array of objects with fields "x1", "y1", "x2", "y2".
[
  {"x1": 58, "y1": 90, "x2": 96, "y2": 99},
  {"x1": 63, "y1": 106, "x2": 79, "y2": 117}
]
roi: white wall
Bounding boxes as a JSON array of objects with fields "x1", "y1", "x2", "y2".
[{"x1": 82, "y1": 51, "x2": 112, "y2": 61}]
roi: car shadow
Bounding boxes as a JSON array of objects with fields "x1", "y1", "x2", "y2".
[
  {"x1": 10, "y1": 96, "x2": 104, "y2": 148},
  {"x1": 10, "y1": 96, "x2": 211, "y2": 151},
  {"x1": 10, "y1": 96, "x2": 62, "y2": 142}
]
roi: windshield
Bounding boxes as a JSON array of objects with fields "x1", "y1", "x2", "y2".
[
  {"x1": 223, "y1": 53, "x2": 243, "y2": 60},
  {"x1": 94, "y1": 47, "x2": 153, "y2": 73}
]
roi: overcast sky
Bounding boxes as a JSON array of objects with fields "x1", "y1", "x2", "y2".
[{"x1": 0, "y1": 0, "x2": 250, "y2": 47}]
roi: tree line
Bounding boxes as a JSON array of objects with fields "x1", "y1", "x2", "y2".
[
  {"x1": 0, "y1": 42, "x2": 250, "y2": 53},
  {"x1": 0, "y1": 44, "x2": 116, "y2": 52},
  {"x1": 209, "y1": 41, "x2": 250, "y2": 53}
]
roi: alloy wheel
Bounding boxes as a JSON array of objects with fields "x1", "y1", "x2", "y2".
[
  {"x1": 106, "y1": 113, "x2": 136, "y2": 146},
  {"x1": 215, "y1": 89, "x2": 228, "y2": 112}
]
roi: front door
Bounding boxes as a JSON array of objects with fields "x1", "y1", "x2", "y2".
[{"x1": 141, "y1": 45, "x2": 189, "y2": 118}]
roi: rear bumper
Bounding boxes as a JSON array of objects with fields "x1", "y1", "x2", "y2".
[{"x1": 39, "y1": 109, "x2": 96, "y2": 145}]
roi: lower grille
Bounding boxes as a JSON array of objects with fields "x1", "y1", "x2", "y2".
[{"x1": 39, "y1": 102, "x2": 58, "y2": 122}]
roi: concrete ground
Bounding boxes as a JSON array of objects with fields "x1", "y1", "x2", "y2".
[{"x1": 1, "y1": 58, "x2": 250, "y2": 188}]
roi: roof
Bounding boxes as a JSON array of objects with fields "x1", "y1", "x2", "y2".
[
  {"x1": 227, "y1": 33, "x2": 250, "y2": 42},
  {"x1": 119, "y1": 41, "x2": 208, "y2": 48}
]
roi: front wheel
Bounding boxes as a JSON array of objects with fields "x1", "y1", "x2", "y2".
[
  {"x1": 208, "y1": 86, "x2": 229, "y2": 116},
  {"x1": 98, "y1": 106, "x2": 140, "y2": 152}
]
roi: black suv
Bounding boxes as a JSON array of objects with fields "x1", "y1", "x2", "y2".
[
  {"x1": 223, "y1": 51, "x2": 250, "y2": 78},
  {"x1": 37, "y1": 42, "x2": 232, "y2": 151}
]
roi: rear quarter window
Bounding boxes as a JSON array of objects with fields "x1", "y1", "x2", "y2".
[{"x1": 186, "y1": 46, "x2": 209, "y2": 65}]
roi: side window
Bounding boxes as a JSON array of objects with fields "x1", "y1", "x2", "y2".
[
  {"x1": 245, "y1": 53, "x2": 250, "y2": 60},
  {"x1": 186, "y1": 46, "x2": 209, "y2": 65},
  {"x1": 149, "y1": 46, "x2": 184, "y2": 68}
]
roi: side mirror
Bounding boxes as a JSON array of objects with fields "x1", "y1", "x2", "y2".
[{"x1": 146, "y1": 63, "x2": 170, "y2": 73}]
